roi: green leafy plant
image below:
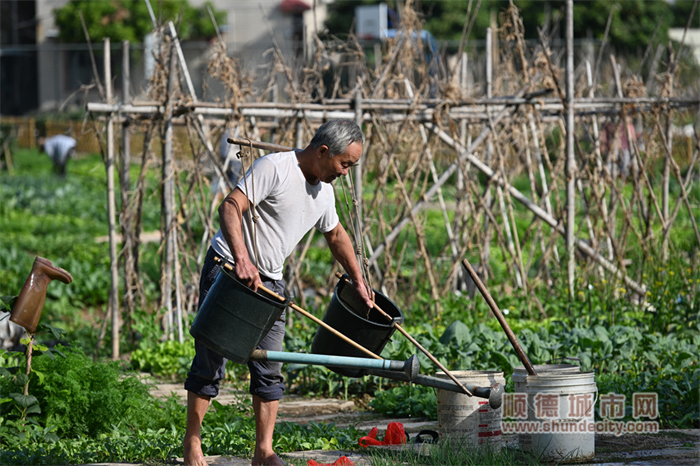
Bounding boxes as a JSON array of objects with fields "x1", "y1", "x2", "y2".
[
  {"x1": 370, "y1": 385, "x2": 436, "y2": 420},
  {"x1": 274, "y1": 421, "x2": 362, "y2": 452},
  {"x1": 0, "y1": 322, "x2": 68, "y2": 448},
  {"x1": 131, "y1": 339, "x2": 196, "y2": 380},
  {"x1": 28, "y1": 345, "x2": 174, "y2": 438}
]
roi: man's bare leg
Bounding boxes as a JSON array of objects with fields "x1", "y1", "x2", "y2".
[
  {"x1": 251, "y1": 395, "x2": 285, "y2": 466},
  {"x1": 184, "y1": 391, "x2": 211, "y2": 466}
]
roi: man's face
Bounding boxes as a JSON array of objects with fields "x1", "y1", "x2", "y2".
[{"x1": 318, "y1": 141, "x2": 362, "y2": 184}]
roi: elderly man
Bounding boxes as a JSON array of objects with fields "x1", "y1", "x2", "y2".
[{"x1": 184, "y1": 119, "x2": 373, "y2": 466}]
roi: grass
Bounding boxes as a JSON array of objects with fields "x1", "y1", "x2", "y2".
[
  {"x1": 362, "y1": 440, "x2": 541, "y2": 466},
  {"x1": 284, "y1": 441, "x2": 542, "y2": 466}
]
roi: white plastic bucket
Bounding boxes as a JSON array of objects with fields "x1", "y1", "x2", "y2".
[
  {"x1": 436, "y1": 370, "x2": 505, "y2": 450},
  {"x1": 513, "y1": 371, "x2": 597, "y2": 462},
  {"x1": 511, "y1": 363, "x2": 582, "y2": 458}
]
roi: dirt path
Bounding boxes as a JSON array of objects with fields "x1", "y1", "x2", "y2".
[{"x1": 141, "y1": 377, "x2": 699, "y2": 466}]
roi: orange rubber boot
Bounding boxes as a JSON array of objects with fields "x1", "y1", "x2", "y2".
[{"x1": 10, "y1": 257, "x2": 73, "y2": 333}]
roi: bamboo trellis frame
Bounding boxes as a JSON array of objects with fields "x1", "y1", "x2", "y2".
[{"x1": 84, "y1": 2, "x2": 699, "y2": 354}]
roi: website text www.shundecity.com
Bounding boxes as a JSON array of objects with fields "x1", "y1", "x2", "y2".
[
  {"x1": 501, "y1": 419, "x2": 659, "y2": 436},
  {"x1": 499, "y1": 391, "x2": 660, "y2": 437}
]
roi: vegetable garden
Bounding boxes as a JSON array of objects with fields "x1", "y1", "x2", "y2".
[
  {"x1": 1, "y1": 1, "x2": 699, "y2": 464},
  {"x1": 0, "y1": 143, "x2": 697, "y2": 464}
]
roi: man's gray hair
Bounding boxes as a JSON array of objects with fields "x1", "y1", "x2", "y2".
[{"x1": 309, "y1": 120, "x2": 365, "y2": 157}]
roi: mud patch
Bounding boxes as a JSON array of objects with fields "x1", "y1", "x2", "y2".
[
  {"x1": 595, "y1": 429, "x2": 699, "y2": 464},
  {"x1": 596, "y1": 430, "x2": 698, "y2": 453}
]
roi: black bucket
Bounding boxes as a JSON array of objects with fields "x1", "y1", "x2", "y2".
[
  {"x1": 190, "y1": 266, "x2": 288, "y2": 364},
  {"x1": 311, "y1": 277, "x2": 403, "y2": 377}
]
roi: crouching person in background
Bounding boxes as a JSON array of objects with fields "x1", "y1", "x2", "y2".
[{"x1": 39, "y1": 134, "x2": 76, "y2": 177}]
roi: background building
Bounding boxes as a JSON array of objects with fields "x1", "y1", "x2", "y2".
[{"x1": 1, "y1": 0, "x2": 328, "y2": 114}]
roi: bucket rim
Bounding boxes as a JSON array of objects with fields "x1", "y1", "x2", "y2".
[
  {"x1": 220, "y1": 266, "x2": 289, "y2": 308},
  {"x1": 523, "y1": 371, "x2": 596, "y2": 379},
  {"x1": 333, "y1": 278, "x2": 402, "y2": 328},
  {"x1": 512, "y1": 371, "x2": 595, "y2": 383},
  {"x1": 435, "y1": 370, "x2": 505, "y2": 378},
  {"x1": 512, "y1": 364, "x2": 580, "y2": 372}
]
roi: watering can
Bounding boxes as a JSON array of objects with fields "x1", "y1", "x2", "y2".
[{"x1": 190, "y1": 262, "x2": 503, "y2": 409}]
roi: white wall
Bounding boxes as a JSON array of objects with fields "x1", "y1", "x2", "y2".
[{"x1": 669, "y1": 28, "x2": 700, "y2": 66}]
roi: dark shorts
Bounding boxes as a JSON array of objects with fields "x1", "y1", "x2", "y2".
[{"x1": 184, "y1": 247, "x2": 287, "y2": 401}]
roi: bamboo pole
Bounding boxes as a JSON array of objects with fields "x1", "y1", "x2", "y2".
[
  {"x1": 174, "y1": 213, "x2": 184, "y2": 343},
  {"x1": 461, "y1": 260, "x2": 537, "y2": 376},
  {"x1": 663, "y1": 107, "x2": 672, "y2": 262},
  {"x1": 104, "y1": 38, "x2": 120, "y2": 360},
  {"x1": 121, "y1": 40, "x2": 137, "y2": 321},
  {"x1": 80, "y1": 11, "x2": 105, "y2": 100},
  {"x1": 353, "y1": 89, "x2": 366, "y2": 279},
  {"x1": 85, "y1": 97, "x2": 700, "y2": 121},
  {"x1": 483, "y1": 28, "x2": 494, "y2": 280},
  {"x1": 162, "y1": 45, "x2": 176, "y2": 340},
  {"x1": 565, "y1": 0, "x2": 576, "y2": 298}
]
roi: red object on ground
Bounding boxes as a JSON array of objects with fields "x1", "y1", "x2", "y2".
[
  {"x1": 358, "y1": 422, "x2": 407, "y2": 448},
  {"x1": 307, "y1": 456, "x2": 356, "y2": 466}
]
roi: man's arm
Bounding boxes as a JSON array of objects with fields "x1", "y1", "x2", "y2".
[
  {"x1": 323, "y1": 222, "x2": 374, "y2": 308},
  {"x1": 218, "y1": 187, "x2": 261, "y2": 290}
]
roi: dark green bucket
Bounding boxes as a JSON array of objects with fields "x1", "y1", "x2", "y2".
[
  {"x1": 190, "y1": 266, "x2": 288, "y2": 364},
  {"x1": 311, "y1": 277, "x2": 403, "y2": 377}
]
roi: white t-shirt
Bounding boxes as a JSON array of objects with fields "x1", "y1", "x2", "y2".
[{"x1": 211, "y1": 151, "x2": 339, "y2": 280}]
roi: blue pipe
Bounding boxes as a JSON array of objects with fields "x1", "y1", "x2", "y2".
[{"x1": 250, "y1": 349, "x2": 409, "y2": 373}]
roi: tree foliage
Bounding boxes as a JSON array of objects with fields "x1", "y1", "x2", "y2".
[
  {"x1": 670, "y1": 0, "x2": 700, "y2": 27},
  {"x1": 326, "y1": 0, "x2": 686, "y2": 52},
  {"x1": 53, "y1": 0, "x2": 226, "y2": 43}
]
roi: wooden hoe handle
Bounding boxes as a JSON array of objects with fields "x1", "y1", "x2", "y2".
[{"x1": 461, "y1": 259, "x2": 538, "y2": 376}]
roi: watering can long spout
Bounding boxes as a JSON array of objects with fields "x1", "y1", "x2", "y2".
[{"x1": 364, "y1": 369, "x2": 504, "y2": 410}]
